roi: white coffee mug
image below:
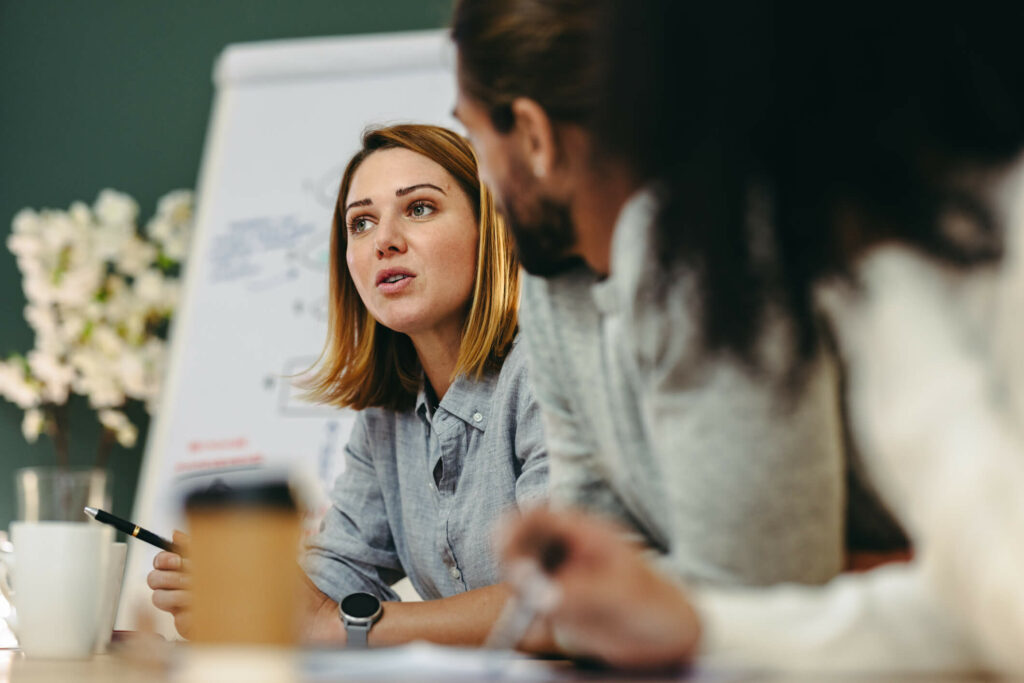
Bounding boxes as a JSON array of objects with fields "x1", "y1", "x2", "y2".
[
  {"x1": 0, "y1": 522, "x2": 112, "y2": 659},
  {"x1": 95, "y1": 541, "x2": 127, "y2": 653}
]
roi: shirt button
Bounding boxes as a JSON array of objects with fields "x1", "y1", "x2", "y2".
[
  {"x1": 428, "y1": 482, "x2": 435, "y2": 492},
  {"x1": 449, "y1": 567, "x2": 462, "y2": 580},
  {"x1": 472, "y1": 412, "x2": 483, "y2": 423}
]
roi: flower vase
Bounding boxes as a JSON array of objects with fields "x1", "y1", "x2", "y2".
[{"x1": 14, "y1": 467, "x2": 111, "y2": 522}]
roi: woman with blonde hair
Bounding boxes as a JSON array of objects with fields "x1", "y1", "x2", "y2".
[{"x1": 149, "y1": 124, "x2": 548, "y2": 647}]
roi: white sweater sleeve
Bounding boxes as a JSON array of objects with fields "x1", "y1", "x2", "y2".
[
  {"x1": 692, "y1": 562, "x2": 983, "y2": 673},
  {"x1": 812, "y1": 241, "x2": 1024, "y2": 673}
]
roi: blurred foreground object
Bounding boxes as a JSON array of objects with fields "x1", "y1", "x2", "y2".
[{"x1": 185, "y1": 479, "x2": 302, "y2": 644}]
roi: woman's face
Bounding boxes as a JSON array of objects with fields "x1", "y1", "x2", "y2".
[{"x1": 344, "y1": 147, "x2": 479, "y2": 340}]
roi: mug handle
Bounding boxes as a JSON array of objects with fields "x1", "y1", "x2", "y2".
[
  {"x1": 0, "y1": 538, "x2": 17, "y2": 636},
  {"x1": 0, "y1": 537, "x2": 14, "y2": 601}
]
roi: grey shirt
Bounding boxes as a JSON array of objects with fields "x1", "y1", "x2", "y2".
[
  {"x1": 519, "y1": 190, "x2": 845, "y2": 586},
  {"x1": 303, "y1": 338, "x2": 548, "y2": 602}
]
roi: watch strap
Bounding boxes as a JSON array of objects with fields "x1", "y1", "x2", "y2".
[{"x1": 345, "y1": 620, "x2": 371, "y2": 648}]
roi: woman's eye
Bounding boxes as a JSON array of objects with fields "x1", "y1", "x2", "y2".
[
  {"x1": 409, "y1": 202, "x2": 436, "y2": 219},
  {"x1": 348, "y1": 217, "x2": 373, "y2": 234}
]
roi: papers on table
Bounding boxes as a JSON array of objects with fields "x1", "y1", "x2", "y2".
[{"x1": 302, "y1": 642, "x2": 559, "y2": 681}]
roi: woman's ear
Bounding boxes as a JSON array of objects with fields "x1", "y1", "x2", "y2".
[{"x1": 510, "y1": 97, "x2": 558, "y2": 180}]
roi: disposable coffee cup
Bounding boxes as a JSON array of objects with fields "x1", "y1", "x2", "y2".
[{"x1": 185, "y1": 480, "x2": 302, "y2": 645}]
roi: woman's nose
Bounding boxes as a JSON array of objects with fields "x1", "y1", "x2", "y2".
[{"x1": 374, "y1": 216, "x2": 407, "y2": 257}]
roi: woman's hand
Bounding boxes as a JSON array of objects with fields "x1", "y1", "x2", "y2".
[
  {"x1": 499, "y1": 507, "x2": 701, "y2": 670},
  {"x1": 147, "y1": 530, "x2": 192, "y2": 638}
]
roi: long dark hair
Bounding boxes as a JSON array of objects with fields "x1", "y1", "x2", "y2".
[{"x1": 597, "y1": 2, "x2": 1024, "y2": 372}]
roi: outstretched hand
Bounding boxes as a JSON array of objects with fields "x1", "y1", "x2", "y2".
[{"x1": 498, "y1": 507, "x2": 701, "y2": 670}]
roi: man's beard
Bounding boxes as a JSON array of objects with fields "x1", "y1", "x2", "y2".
[{"x1": 496, "y1": 162, "x2": 583, "y2": 278}]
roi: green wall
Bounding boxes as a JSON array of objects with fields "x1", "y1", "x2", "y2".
[{"x1": 0, "y1": 0, "x2": 449, "y2": 528}]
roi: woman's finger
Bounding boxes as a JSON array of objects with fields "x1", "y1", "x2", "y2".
[
  {"x1": 147, "y1": 569, "x2": 191, "y2": 591},
  {"x1": 153, "y1": 551, "x2": 182, "y2": 571},
  {"x1": 151, "y1": 588, "x2": 192, "y2": 614},
  {"x1": 174, "y1": 611, "x2": 193, "y2": 639}
]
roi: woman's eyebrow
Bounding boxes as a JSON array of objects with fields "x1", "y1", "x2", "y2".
[
  {"x1": 344, "y1": 197, "x2": 372, "y2": 214},
  {"x1": 396, "y1": 183, "x2": 446, "y2": 197}
]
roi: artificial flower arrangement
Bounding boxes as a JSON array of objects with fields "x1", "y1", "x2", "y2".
[{"x1": 0, "y1": 189, "x2": 193, "y2": 466}]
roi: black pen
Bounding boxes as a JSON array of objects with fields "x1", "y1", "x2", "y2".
[{"x1": 84, "y1": 506, "x2": 181, "y2": 554}]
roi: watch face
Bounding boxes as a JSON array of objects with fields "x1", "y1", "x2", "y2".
[{"x1": 341, "y1": 592, "x2": 381, "y2": 619}]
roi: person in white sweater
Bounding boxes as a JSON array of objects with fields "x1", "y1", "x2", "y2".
[
  {"x1": 468, "y1": 1, "x2": 1024, "y2": 673},
  {"x1": 692, "y1": 159, "x2": 1024, "y2": 672}
]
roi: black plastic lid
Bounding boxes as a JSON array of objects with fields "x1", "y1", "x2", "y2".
[{"x1": 184, "y1": 478, "x2": 296, "y2": 511}]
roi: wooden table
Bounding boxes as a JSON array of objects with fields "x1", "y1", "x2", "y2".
[
  {"x1": 0, "y1": 647, "x2": 1000, "y2": 682},
  {"x1": 2, "y1": 652, "x2": 157, "y2": 683}
]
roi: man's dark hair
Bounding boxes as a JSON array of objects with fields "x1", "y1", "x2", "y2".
[{"x1": 451, "y1": 0, "x2": 600, "y2": 132}]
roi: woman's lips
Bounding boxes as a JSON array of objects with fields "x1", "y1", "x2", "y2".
[{"x1": 377, "y1": 273, "x2": 415, "y2": 294}]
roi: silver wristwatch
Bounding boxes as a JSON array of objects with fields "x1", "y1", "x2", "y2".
[{"x1": 339, "y1": 592, "x2": 383, "y2": 648}]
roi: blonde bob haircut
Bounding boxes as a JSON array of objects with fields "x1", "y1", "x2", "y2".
[{"x1": 303, "y1": 124, "x2": 520, "y2": 412}]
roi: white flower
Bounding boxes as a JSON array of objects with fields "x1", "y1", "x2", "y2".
[
  {"x1": 83, "y1": 300, "x2": 104, "y2": 321},
  {"x1": 133, "y1": 274, "x2": 180, "y2": 314},
  {"x1": 134, "y1": 268, "x2": 163, "y2": 302},
  {"x1": 0, "y1": 361, "x2": 41, "y2": 409},
  {"x1": 21, "y1": 408, "x2": 46, "y2": 444},
  {"x1": 94, "y1": 189, "x2": 139, "y2": 227},
  {"x1": 33, "y1": 323, "x2": 67, "y2": 356},
  {"x1": 27, "y1": 350, "x2": 74, "y2": 402},
  {"x1": 121, "y1": 312, "x2": 147, "y2": 345},
  {"x1": 115, "y1": 235, "x2": 157, "y2": 277},
  {"x1": 164, "y1": 235, "x2": 190, "y2": 261},
  {"x1": 105, "y1": 274, "x2": 128, "y2": 297},
  {"x1": 6, "y1": 231, "x2": 43, "y2": 259},
  {"x1": 15, "y1": 256, "x2": 46, "y2": 282},
  {"x1": 41, "y1": 382, "x2": 70, "y2": 405},
  {"x1": 58, "y1": 313, "x2": 86, "y2": 347},
  {"x1": 117, "y1": 424, "x2": 138, "y2": 448},
  {"x1": 80, "y1": 372, "x2": 124, "y2": 409},
  {"x1": 93, "y1": 222, "x2": 133, "y2": 261},
  {"x1": 119, "y1": 339, "x2": 166, "y2": 403},
  {"x1": 11, "y1": 208, "x2": 41, "y2": 235},
  {"x1": 99, "y1": 276, "x2": 134, "y2": 325},
  {"x1": 147, "y1": 190, "x2": 194, "y2": 262},
  {"x1": 99, "y1": 409, "x2": 137, "y2": 448},
  {"x1": 156, "y1": 190, "x2": 193, "y2": 223},
  {"x1": 69, "y1": 349, "x2": 102, "y2": 392},
  {"x1": 91, "y1": 324, "x2": 124, "y2": 357},
  {"x1": 24, "y1": 304, "x2": 56, "y2": 336},
  {"x1": 68, "y1": 201, "x2": 92, "y2": 227},
  {"x1": 22, "y1": 274, "x2": 58, "y2": 305},
  {"x1": 40, "y1": 210, "x2": 81, "y2": 252},
  {"x1": 53, "y1": 260, "x2": 103, "y2": 307},
  {"x1": 119, "y1": 352, "x2": 147, "y2": 400}
]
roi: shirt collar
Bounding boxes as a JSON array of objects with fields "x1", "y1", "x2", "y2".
[
  {"x1": 413, "y1": 362, "x2": 502, "y2": 432},
  {"x1": 591, "y1": 186, "x2": 660, "y2": 314}
]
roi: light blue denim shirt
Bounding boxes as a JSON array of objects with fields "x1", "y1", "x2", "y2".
[{"x1": 302, "y1": 338, "x2": 548, "y2": 603}]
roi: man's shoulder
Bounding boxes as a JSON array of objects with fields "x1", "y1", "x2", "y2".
[{"x1": 520, "y1": 266, "x2": 601, "y2": 331}]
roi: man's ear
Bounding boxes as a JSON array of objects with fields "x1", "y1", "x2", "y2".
[{"x1": 510, "y1": 97, "x2": 558, "y2": 180}]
